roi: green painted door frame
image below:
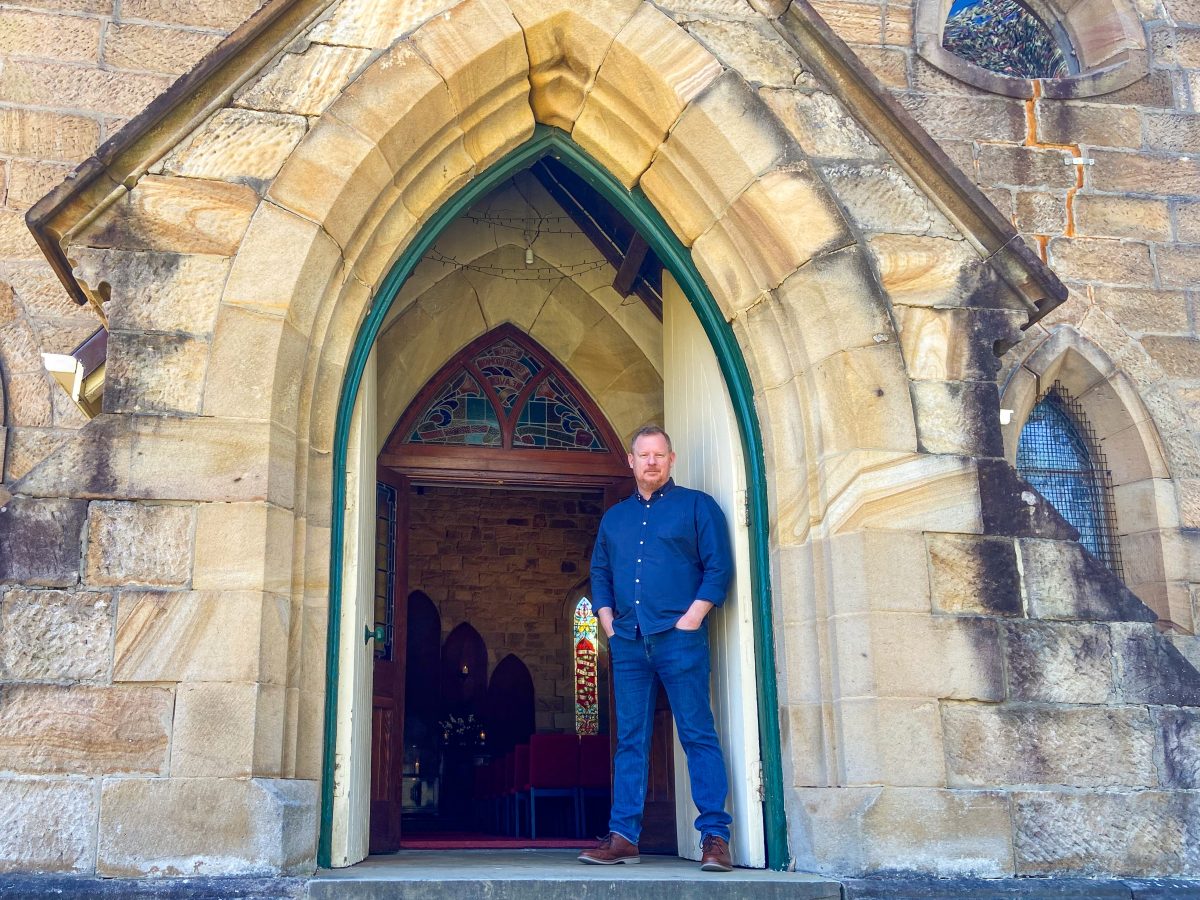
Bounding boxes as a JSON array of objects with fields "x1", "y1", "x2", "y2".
[{"x1": 319, "y1": 126, "x2": 790, "y2": 871}]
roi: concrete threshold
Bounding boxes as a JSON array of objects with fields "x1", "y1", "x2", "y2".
[{"x1": 307, "y1": 849, "x2": 842, "y2": 899}]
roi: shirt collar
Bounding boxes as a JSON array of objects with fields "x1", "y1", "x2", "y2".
[{"x1": 633, "y1": 478, "x2": 675, "y2": 503}]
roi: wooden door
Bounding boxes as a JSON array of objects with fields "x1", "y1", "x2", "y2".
[
  {"x1": 369, "y1": 468, "x2": 409, "y2": 852},
  {"x1": 663, "y1": 272, "x2": 766, "y2": 866}
]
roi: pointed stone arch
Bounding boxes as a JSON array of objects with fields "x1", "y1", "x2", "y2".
[{"x1": 1001, "y1": 325, "x2": 1188, "y2": 630}]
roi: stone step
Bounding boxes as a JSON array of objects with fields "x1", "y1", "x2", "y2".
[{"x1": 306, "y1": 850, "x2": 841, "y2": 900}]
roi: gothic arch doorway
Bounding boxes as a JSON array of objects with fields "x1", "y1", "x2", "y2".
[{"x1": 326, "y1": 130, "x2": 781, "y2": 870}]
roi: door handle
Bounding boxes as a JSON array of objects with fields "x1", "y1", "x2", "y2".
[{"x1": 364, "y1": 624, "x2": 387, "y2": 645}]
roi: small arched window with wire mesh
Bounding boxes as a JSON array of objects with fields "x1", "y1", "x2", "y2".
[{"x1": 1016, "y1": 383, "x2": 1123, "y2": 578}]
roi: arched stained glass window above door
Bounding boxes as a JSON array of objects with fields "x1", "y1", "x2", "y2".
[
  {"x1": 1017, "y1": 383, "x2": 1123, "y2": 578},
  {"x1": 942, "y1": 0, "x2": 1070, "y2": 79}
]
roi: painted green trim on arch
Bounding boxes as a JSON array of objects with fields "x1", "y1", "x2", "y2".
[{"x1": 319, "y1": 125, "x2": 789, "y2": 871}]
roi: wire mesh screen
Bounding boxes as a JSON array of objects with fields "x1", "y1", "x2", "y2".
[{"x1": 1016, "y1": 383, "x2": 1124, "y2": 579}]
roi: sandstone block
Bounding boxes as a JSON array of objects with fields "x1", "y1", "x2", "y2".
[
  {"x1": 784, "y1": 702, "x2": 828, "y2": 787},
  {"x1": 1035, "y1": 102, "x2": 1142, "y2": 148},
  {"x1": 0, "y1": 778, "x2": 97, "y2": 873},
  {"x1": 121, "y1": 0, "x2": 263, "y2": 28},
  {"x1": 104, "y1": 22, "x2": 222, "y2": 75},
  {"x1": 221, "y1": 201, "x2": 342, "y2": 331},
  {"x1": 509, "y1": 0, "x2": 640, "y2": 130},
  {"x1": 927, "y1": 533, "x2": 1022, "y2": 616},
  {"x1": 104, "y1": 331, "x2": 209, "y2": 416},
  {"x1": 1013, "y1": 191, "x2": 1066, "y2": 235},
  {"x1": 114, "y1": 589, "x2": 285, "y2": 684},
  {"x1": 1048, "y1": 237, "x2": 1154, "y2": 286},
  {"x1": 85, "y1": 501, "x2": 192, "y2": 588},
  {"x1": 3, "y1": 372, "x2": 53, "y2": 428},
  {"x1": 236, "y1": 43, "x2": 372, "y2": 117},
  {"x1": 1020, "y1": 538, "x2": 1158, "y2": 622},
  {"x1": 0, "y1": 107, "x2": 98, "y2": 162},
  {"x1": 791, "y1": 786, "x2": 1015, "y2": 877},
  {"x1": 895, "y1": 306, "x2": 1011, "y2": 382},
  {"x1": 686, "y1": 16, "x2": 810, "y2": 87},
  {"x1": 0, "y1": 684, "x2": 172, "y2": 775},
  {"x1": 694, "y1": 165, "x2": 851, "y2": 317},
  {"x1": 0, "y1": 58, "x2": 171, "y2": 118},
  {"x1": 97, "y1": 776, "x2": 318, "y2": 876},
  {"x1": 810, "y1": 344, "x2": 917, "y2": 455},
  {"x1": 1112, "y1": 622, "x2": 1200, "y2": 706},
  {"x1": 0, "y1": 589, "x2": 113, "y2": 682},
  {"x1": 1145, "y1": 111, "x2": 1200, "y2": 153},
  {"x1": 0, "y1": 498, "x2": 86, "y2": 587},
  {"x1": 162, "y1": 108, "x2": 306, "y2": 188},
  {"x1": 77, "y1": 175, "x2": 257, "y2": 255},
  {"x1": 6, "y1": 160, "x2": 73, "y2": 211},
  {"x1": 1074, "y1": 194, "x2": 1172, "y2": 241},
  {"x1": 1093, "y1": 287, "x2": 1188, "y2": 334},
  {"x1": 822, "y1": 529, "x2": 932, "y2": 615},
  {"x1": 171, "y1": 682, "x2": 259, "y2": 777},
  {"x1": 867, "y1": 233, "x2": 981, "y2": 309},
  {"x1": 760, "y1": 88, "x2": 880, "y2": 160},
  {"x1": 943, "y1": 703, "x2": 1158, "y2": 789},
  {"x1": 979, "y1": 145, "x2": 1077, "y2": 190},
  {"x1": 193, "y1": 502, "x2": 293, "y2": 594},
  {"x1": 310, "y1": 0, "x2": 456, "y2": 47},
  {"x1": 911, "y1": 380, "x2": 1004, "y2": 457},
  {"x1": 899, "y1": 92, "x2": 1026, "y2": 142},
  {"x1": 1178, "y1": 200, "x2": 1200, "y2": 241},
  {"x1": 201, "y1": 306, "x2": 295, "y2": 423},
  {"x1": 641, "y1": 73, "x2": 788, "y2": 245},
  {"x1": 1089, "y1": 150, "x2": 1200, "y2": 196},
  {"x1": 1013, "y1": 790, "x2": 1198, "y2": 876},
  {"x1": 808, "y1": 0, "x2": 885, "y2": 43},
  {"x1": 1159, "y1": 708, "x2": 1200, "y2": 789},
  {"x1": 1002, "y1": 620, "x2": 1116, "y2": 703},
  {"x1": 573, "y1": 3, "x2": 722, "y2": 187},
  {"x1": 1155, "y1": 245, "x2": 1200, "y2": 289},
  {"x1": 411, "y1": 0, "x2": 533, "y2": 169},
  {"x1": 822, "y1": 162, "x2": 955, "y2": 237},
  {"x1": 835, "y1": 697, "x2": 947, "y2": 786}
]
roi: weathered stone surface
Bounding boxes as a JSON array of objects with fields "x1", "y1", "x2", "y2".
[
  {"x1": 641, "y1": 72, "x2": 788, "y2": 244},
  {"x1": 1155, "y1": 245, "x2": 1200, "y2": 289},
  {"x1": 835, "y1": 697, "x2": 947, "y2": 786},
  {"x1": 97, "y1": 777, "x2": 318, "y2": 876},
  {"x1": 509, "y1": 0, "x2": 640, "y2": 130},
  {"x1": 193, "y1": 502, "x2": 293, "y2": 594},
  {"x1": 120, "y1": 0, "x2": 265, "y2": 29},
  {"x1": 791, "y1": 786, "x2": 1016, "y2": 877},
  {"x1": 895, "y1": 306, "x2": 1013, "y2": 382},
  {"x1": 1003, "y1": 620, "x2": 1116, "y2": 703},
  {"x1": 114, "y1": 590, "x2": 285, "y2": 684},
  {"x1": 1020, "y1": 538, "x2": 1159, "y2": 623},
  {"x1": 0, "y1": 778, "x2": 97, "y2": 873},
  {"x1": 1035, "y1": 103, "x2": 1143, "y2": 148},
  {"x1": 0, "y1": 106, "x2": 99, "y2": 162},
  {"x1": 1013, "y1": 190, "x2": 1066, "y2": 235},
  {"x1": 162, "y1": 109, "x2": 307, "y2": 188},
  {"x1": 760, "y1": 88, "x2": 880, "y2": 159},
  {"x1": 7, "y1": 159, "x2": 74, "y2": 210},
  {"x1": 0, "y1": 684, "x2": 172, "y2": 775},
  {"x1": 171, "y1": 682, "x2": 259, "y2": 777},
  {"x1": 822, "y1": 162, "x2": 955, "y2": 236},
  {"x1": 84, "y1": 501, "x2": 192, "y2": 588},
  {"x1": 0, "y1": 589, "x2": 113, "y2": 681},
  {"x1": 1112, "y1": 623, "x2": 1200, "y2": 706},
  {"x1": 979, "y1": 145, "x2": 1077, "y2": 190},
  {"x1": 75, "y1": 175, "x2": 258, "y2": 255},
  {"x1": 686, "y1": 16, "x2": 810, "y2": 88},
  {"x1": 410, "y1": 0, "x2": 533, "y2": 168},
  {"x1": 1048, "y1": 237, "x2": 1155, "y2": 286},
  {"x1": 810, "y1": 344, "x2": 918, "y2": 455},
  {"x1": 573, "y1": 3, "x2": 722, "y2": 187},
  {"x1": 1074, "y1": 195, "x2": 1172, "y2": 241},
  {"x1": 867, "y1": 234, "x2": 981, "y2": 309},
  {"x1": 0, "y1": 498, "x2": 86, "y2": 587},
  {"x1": 694, "y1": 165, "x2": 851, "y2": 316},
  {"x1": 927, "y1": 533, "x2": 1022, "y2": 616},
  {"x1": 1089, "y1": 150, "x2": 1200, "y2": 196},
  {"x1": 1094, "y1": 287, "x2": 1189, "y2": 334},
  {"x1": 104, "y1": 331, "x2": 209, "y2": 415},
  {"x1": 911, "y1": 380, "x2": 1004, "y2": 457},
  {"x1": 0, "y1": 58, "x2": 171, "y2": 118},
  {"x1": 977, "y1": 460, "x2": 1078, "y2": 541},
  {"x1": 1013, "y1": 790, "x2": 1199, "y2": 876},
  {"x1": 1159, "y1": 708, "x2": 1200, "y2": 789},
  {"x1": 309, "y1": 0, "x2": 456, "y2": 48},
  {"x1": 104, "y1": 22, "x2": 223, "y2": 75},
  {"x1": 943, "y1": 703, "x2": 1159, "y2": 789},
  {"x1": 235, "y1": 44, "x2": 372, "y2": 117}
]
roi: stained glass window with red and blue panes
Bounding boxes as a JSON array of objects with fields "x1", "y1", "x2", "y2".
[
  {"x1": 514, "y1": 374, "x2": 606, "y2": 451},
  {"x1": 475, "y1": 337, "x2": 543, "y2": 414},
  {"x1": 407, "y1": 369, "x2": 502, "y2": 446},
  {"x1": 574, "y1": 597, "x2": 599, "y2": 736}
]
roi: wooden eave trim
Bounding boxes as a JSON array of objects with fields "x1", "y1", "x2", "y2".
[
  {"x1": 25, "y1": 0, "x2": 333, "y2": 306},
  {"x1": 768, "y1": 0, "x2": 1069, "y2": 326}
]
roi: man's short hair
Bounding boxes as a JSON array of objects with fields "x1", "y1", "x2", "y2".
[{"x1": 629, "y1": 424, "x2": 672, "y2": 452}]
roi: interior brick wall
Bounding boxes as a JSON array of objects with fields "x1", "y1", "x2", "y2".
[{"x1": 407, "y1": 485, "x2": 603, "y2": 734}]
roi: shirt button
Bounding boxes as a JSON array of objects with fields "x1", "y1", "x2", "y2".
[
  {"x1": 635, "y1": 600, "x2": 640, "y2": 604},
  {"x1": 635, "y1": 579, "x2": 639, "y2": 583},
  {"x1": 639, "y1": 540, "x2": 644, "y2": 545},
  {"x1": 637, "y1": 559, "x2": 641, "y2": 563}
]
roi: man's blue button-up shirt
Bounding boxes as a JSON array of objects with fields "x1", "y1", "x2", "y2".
[{"x1": 590, "y1": 479, "x2": 733, "y2": 638}]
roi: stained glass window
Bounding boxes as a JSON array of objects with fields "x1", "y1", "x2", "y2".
[
  {"x1": 943, "y1": 0, "x2": 1069, "y2": 79},
  {"x1": 574, "y1": 597, "x2": 599, "y2": 736},
  {"x1": 1017, "y1": 384, "x2": 1123, "y2": 577},
  {"x1": 515, "y1": 374, "x2": 605, "y2": 451},
  {"x1": 407, "y1": 369, "x2": 502, "y2": 446},
  {"x1": 373, "y1": 483, "x2": 397, "y2": 661},
  {"x1": 402, "y1": 328, "x2": 608, "y2": 453}
]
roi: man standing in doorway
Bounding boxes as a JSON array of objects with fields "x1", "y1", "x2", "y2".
[{"x1": 578, "y1": 424, "x2": 734, "y2": 872}]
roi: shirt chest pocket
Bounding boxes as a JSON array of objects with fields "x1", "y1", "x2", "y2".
[{"x1": 652, "y1": 517, "x2": 696, "y2": 551}]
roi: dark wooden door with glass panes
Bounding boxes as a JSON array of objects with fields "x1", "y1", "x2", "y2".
[{"x1": 369, "y1": 467, "x2": 409, "y2": 852}]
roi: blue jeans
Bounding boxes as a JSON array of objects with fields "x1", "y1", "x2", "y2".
[{"x1": 607, "y1": 625, "x2": 732, "y2": 845}]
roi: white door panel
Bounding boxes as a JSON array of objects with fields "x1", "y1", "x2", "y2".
[{"x1": 663, "y1": 273, "x2": 766, "y2": 868}]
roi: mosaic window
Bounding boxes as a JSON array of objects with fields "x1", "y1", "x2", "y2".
[
  {"x1": 1017, "y1": 384, "x2": 1123, "y2": 577},
  {"x1": 403, "y1": 330, "x2": 607, "y2": 452},
  {"x1": 943, "y1": 0, "x2": 1069, "y2": 79},
  {"x1": 574, "y1": 597, "x2": 599, "y2": 736},
  {"x1": 407, "y1": 370, "x2": 502, "y2": 446}
]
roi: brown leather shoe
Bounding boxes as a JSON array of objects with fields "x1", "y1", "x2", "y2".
[
  {"x1": 700, "y1": 834, "x2": 733, "y2": 872},
  {"x1": 578, "y1": 832, "x2": 640, "y2": 865}
]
